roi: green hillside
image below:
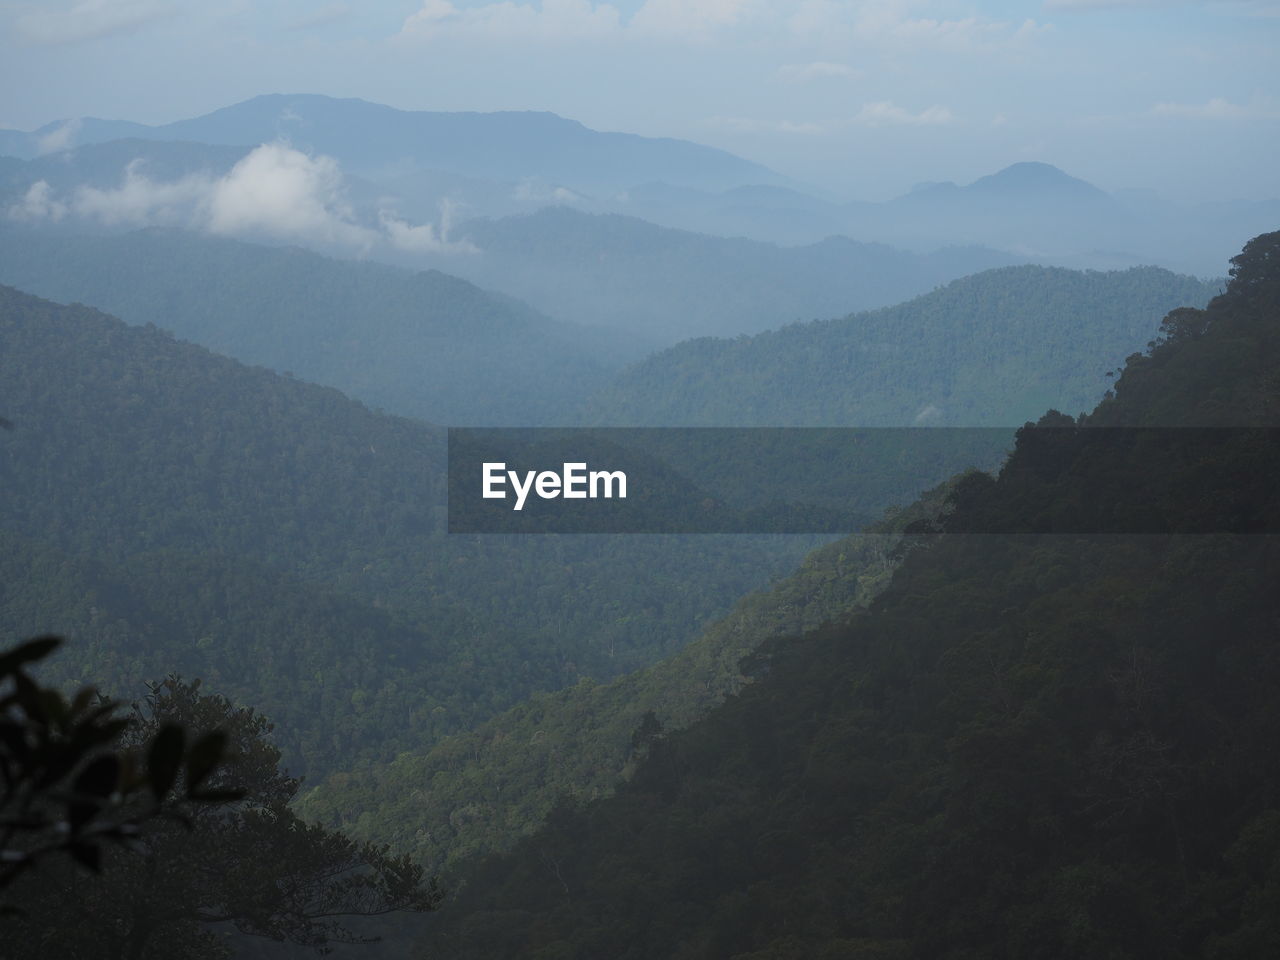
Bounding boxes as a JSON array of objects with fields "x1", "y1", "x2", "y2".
[
  {"x1": 297, "y1": 488, "x2": 949, "y2": 873},
  {"x1": 0, "y1": 226, "x2": 628, "y2": 425},
  {"x1": 0, "y1": 284, "x2": 819, "y2": 780},
  {"x1": 583, "y1": 265, "x2": 1220, "y2": 426},
  {"x1": 298, "y1": 262, "x2": 1225, "y2": 875},
  {"x1": 417, "y1": 236, "x2": 1280, "y2": 959}
]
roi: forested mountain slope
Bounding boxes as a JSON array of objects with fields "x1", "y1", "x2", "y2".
[
  {"x1": 0, "y1": 529, "x2": 458, "y2": 779},
  {"x1": 418, "y1": 233, "x2": 1280, "y2": 959},
  {"x1": 0, "y1": 226, "x2": 631, "y2": 425},
  {"x1": 584, "y1": 264, "x2": 1220, "y2": 425},
  {"x1": 300, "y1": 261, "x2": 1222, "y2": 876},
  {"x1": 0, "y1": 285, "x2": 820, "y2": 780},
  {"x1": 298, "y1": 490, "x2": 947, "y2": 873}
]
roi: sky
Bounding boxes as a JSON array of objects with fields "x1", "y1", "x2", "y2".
[{"x1": 1, "y1": 0, "x2": 1276, "y2": 202}]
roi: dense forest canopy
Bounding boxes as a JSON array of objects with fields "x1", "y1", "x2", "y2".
[
  {"x1": 0, "y1": 225, "x2": 630, "y2": 426},
  {"x1": 583, "y1": 265, "x2": 1220, "y2": 426},
  {"x1": 0, "y1": 285, "x2": 827, "y2": 782},
  {"x1": 414, "y1": 234, "x2": 1280, "y2": 959},
  {"x1": 1, "y1": 645, "x2": 440, "y2": 959},
  {"x1": 4, "y1": 4, "x2": 1275, "y2": 950},
  {"x1": 0, "y1": 238, "x2": 1203, "y2": 791},
  {"x1": 2, "y1": 85, "x2": 1272, "y2": 956},
  {"x1": 298, "y1": 488, "x2": 951, "y2": 874}
]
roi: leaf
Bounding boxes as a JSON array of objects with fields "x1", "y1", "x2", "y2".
[
  {"x1": 188, "y1": 787, "x2": 245, "y2": 803},
  {"x1": 147, "y1": 724, "x2": 186, "y2": 800},
  {"x1": 37, "y1": 689, "x2": 68, "y2": 729},
  {"x1": 0, "y1": 636, "x2": 60, "y2": 677},
  {"x1": 68, "y1": 841, "x2": 102, "y2": 873},
  {"x1": 185, "y1": 730, "x2": 228, "y2": 791},
  {"x1": 67, "y1": 756, "x2": 120, "y2": 833},
  {"x1": 69, "y1": 687, "x2": 97, "y2": 718},
  {"x1": 0, "y1": 720, "x2": 29, "y2": 763},
  {"x1": 73, "y1": 754, "x2": 121, "y2": 799}
]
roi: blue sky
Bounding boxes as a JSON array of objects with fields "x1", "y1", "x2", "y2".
[{"x1": 1, "y1": 0, "x2": 1276, "y2": 201}]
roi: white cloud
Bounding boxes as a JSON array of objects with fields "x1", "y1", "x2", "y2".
[
  {"x1": 1044, "y1": 0, "x2": 1166, "y2": 10},
  {"x1": 629, "y1": 0, "x2": 754, "y2": 37},
  {"x1": 8, "y1": 143, "x2": 476, "y2": 255},
  {"x1": 34, "y1": 119, "x2": 81, "y2": 155},
  {"x1": 72, "y1": 161, "x2": 212, "y2": 227},
  {"x1": 1151, "y1": 97, "x2": 1272, "y2": 118},
  {"x1": 399, "y1": 0, "x2": 622, "y2": 42},
  {"x1": 788, "y1": 1, "x2": 1049, "y2": 53},
  {"x1": 879, "y1": 14, "x2": 1049, "y2": 51},
  {"x1": 853, "y1": 101, "x2": 956, "y2": 126},
  {"x1": 204, "y1": 144, "x2": 373, "y2": 247},
  {"x1": 776, "y1": 61, "x2": 859, "y2": 83},
  {"x1": 398, "y1": 0, "x2": 762, "y2": 44},
  {"x1": 511, "y1": 179, "x2": 592, "y2": 206},
  {"x1": 394, "y1": 0, "x2": 1047, "y2": 52},
  {"x1": 1044, "y1": 0, "x2": 1279, "y2": 10},
  {"x1": 7, "y1": 181, "x2": 69, "y2": 223},
  {"x1": 15, "y1": 0, "x2": 174, "y2": 46},
  {"x1": 380, "y1": 198, "x2": 478, "y2": 253}
]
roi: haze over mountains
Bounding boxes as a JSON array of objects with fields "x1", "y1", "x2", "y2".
[
  {"x1": 3, "y1": 67, "x2": 1278, "y2": 960},
  {"x1": 3, "y1": 94, "x2": 1272, "y2": 285},
  {"x1": 0, "y1": 94, "x2": 785, "y2": 192},
  {"x1": 419, "y1": 209, "x2": 1022, "y2": 339},
  {"x1": 0, "y1": 227, "x2": 632, "y2": 425}
]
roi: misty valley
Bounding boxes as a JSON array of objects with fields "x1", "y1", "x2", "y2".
[{"x1": 1, "y1": 29, "x2": 1279, "y2": 960}]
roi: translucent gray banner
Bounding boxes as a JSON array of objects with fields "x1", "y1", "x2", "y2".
[{"x1": 446, "y1": 427, "x2": 1280, "y2": 535}]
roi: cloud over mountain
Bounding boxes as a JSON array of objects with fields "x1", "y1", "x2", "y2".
[{"x1": 5, "y1": 141, "x2": 476, "y2": 255}]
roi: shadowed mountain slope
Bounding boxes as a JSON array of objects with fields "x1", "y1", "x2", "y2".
[{"x1": 417, "y1": 234, "x2": 1280, "y2": 959}]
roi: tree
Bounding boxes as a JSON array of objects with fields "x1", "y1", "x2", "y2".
[
  {"x1": 2, "y1": 644, "x2": 441, "y2": 958},
  {"x1": 1, "y1": 636, "x2": 239, "y2": 896}
]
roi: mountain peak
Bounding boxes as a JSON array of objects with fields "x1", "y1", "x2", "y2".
[{"x1": 968, "y1": 162, "x2": 1108, "y2": 198}]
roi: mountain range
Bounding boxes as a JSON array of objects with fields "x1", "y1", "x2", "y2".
[
  {"x1": 0, "y1": 93, "x2": 785, "y2": 192},
  {"x1": 415, "y1": 232, "x2": 1280, "y2": 960},
  {"x1": 581, "y1": 264, "x2": 1221, "y2": 425},
  {"x1": 4, "y1": 94, "x2": 1274, "y2": 277},
  {"x1": 0, "y1": 225, "x2": 634, "y2": 425}
]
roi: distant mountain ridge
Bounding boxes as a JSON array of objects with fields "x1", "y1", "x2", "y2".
[
  {"x1": 0, "y1": 225, "x2": 634, "y2": 425},
  {"x1": 0, "y1": 93, "x2": 785, "y2": 191},
  {"x1": 898, "y1": 161, "x2": 1111, "y2": 206},
  {"x1": 968, "y1": 160, "x2": 1110, "y2": 198},
  {"x1": 430, "y1": 206, "x2": 1023, "y2": 340},
  {"x1": 4, "y1": 92, "x2": 1269, "y2": 281},
  {"x1": 605, "y1": 163, "x2": 1276, "y2": 275},
  {"x1": 6, "y1": 92, "x2": 1266, "y2": 277},
  {"x1": 581, "y1": 264, "x2": 1221, "y2": 425}
]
